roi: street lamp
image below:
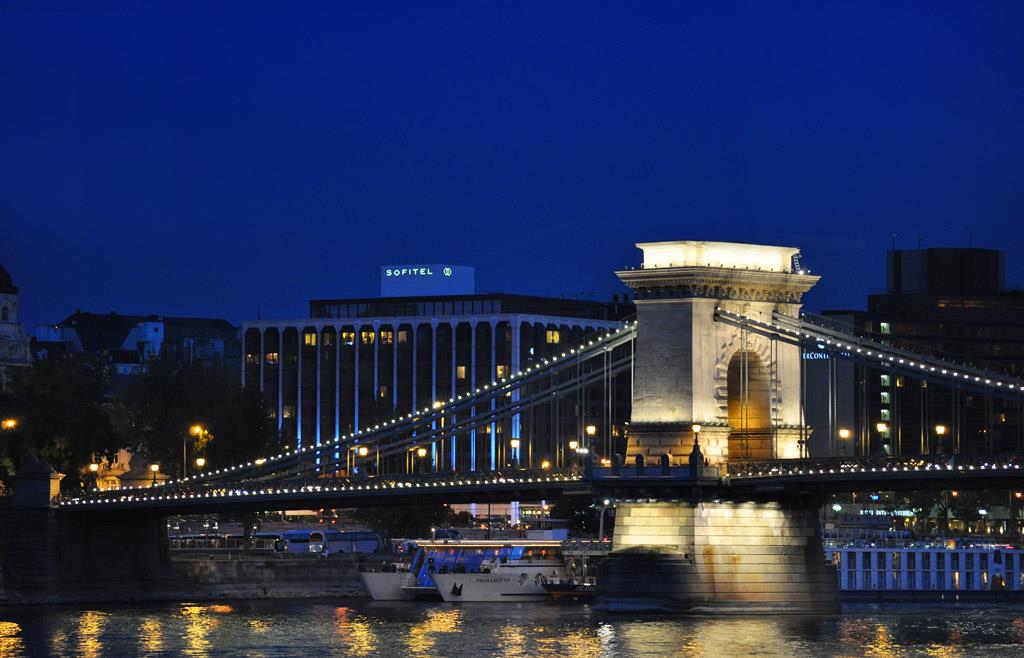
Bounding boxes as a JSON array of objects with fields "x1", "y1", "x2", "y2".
[
  {"x1": 599, "y1": 498, "x2": 611, "y2": 540},
  {"x1": 195, "y1": 457, "x2": 206, "y2": 469},
  {"x1": 1, "y1": 418, "x2": 17, "y2": 431},
  {"x1": 540, "y1": 459, "x2": 551, "y2": 470},
  {"x1": 416, "y1": 446, "x2": 427, "y2": 458},
  {"x1": 186, "y1": 424, "x2": 209, "y2": 479},
  {"x1": 837, "y1": 428, "x2": 851, "y2": 456},
  {"x1": 89, "y1": 462, "x2": 99, "y2": 473},
  {"x1": 149, "y1": 463, "x2": 160, "y2": 486},
  {"x1": 935, "y1": 425, "x2": 947, "y2": 436},
  {"x1": 357, "y1": 446, "x2": 369, "y2": 457},
  {"x1": 568, "y1": 440, "x2": 579, "y2": 451}
]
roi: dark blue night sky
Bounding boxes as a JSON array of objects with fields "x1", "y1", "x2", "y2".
[{"x1": 3, "y1": 2, "x2": 1022, "y2": 329}]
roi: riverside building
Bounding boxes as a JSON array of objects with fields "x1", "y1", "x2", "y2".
[
  {"x1": 242, "y1": 264, "x2": 632, "y2": 471},
  {"x1": 806, "y1": 247, "x2": 1024, "y2": 457}
]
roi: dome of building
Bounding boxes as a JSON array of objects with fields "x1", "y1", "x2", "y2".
[{"x1": 0, "y1": 265, "x2": 17, "y2": 295}]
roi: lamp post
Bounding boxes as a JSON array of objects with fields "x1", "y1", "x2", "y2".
[
  {"x1": 876, "y1": 422, "x2": 889, "y2": 456},
  {"x1": 149, "y1": 463, "x2": 160, "y2": 487},
  {"x1": 838, "y1": 428, "x2": 851, "y2": 456},
  {"x1": 510, "y1": 438, "x2": 520, "y2": 468},
  {"x1": 598, "y1": 498, "x2": 611, "y2": 540},
  {"x1": 195, "y1": 457, "x2": 206, "y2": 469},
  {"x1": 1013, "y1": 492, "x2": 1023, "y2": 535},
  {"x1": 934, "y1": 424, "x2": 947, "y2": 454},
  {"x1": 348, "y1": 445, "x2": 369, "y2": 474},
  {"x1": 0, "y1": 418, "x2": 16, "y2": 431},
  {"x1": 186, "y1": 424, "x2": 209, "y2": 479}
]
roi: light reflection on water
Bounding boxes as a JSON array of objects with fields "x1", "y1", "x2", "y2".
[{"x1": 0, "y1": 602, "x2": 1023, "y2": 657}]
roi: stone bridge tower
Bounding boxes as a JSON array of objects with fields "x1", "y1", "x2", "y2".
[
  {"x1": 600, "y1": 241, "x2": 836, "y2": 614},
  {"x1": 616, "y1": 241, "x2": 819, "y2": 466}
]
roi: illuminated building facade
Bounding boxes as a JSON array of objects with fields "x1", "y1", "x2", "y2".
[{"x1": 242, "y1": 289, "x2": 632, "y2": 471}]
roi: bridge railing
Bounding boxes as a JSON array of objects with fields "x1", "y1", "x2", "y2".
[
  {"x1": 59, "y1": 468, "x2": 582, "y2": 508},
  {"x1": 727, "y1": 453, "x2": 1023, "y2": 479}
]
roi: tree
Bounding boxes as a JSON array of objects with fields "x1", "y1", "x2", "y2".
[
  {"x1": 0, "y1": 354, "x2": 125, "y2": 490},
  {"x1": 115, "y1": 354, "x2": 277, "y2": 475}
]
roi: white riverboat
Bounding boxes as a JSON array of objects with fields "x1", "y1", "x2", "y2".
[
  {"x1": 431, "y1": 541, "x2": 567, "y2": 602},
  {"x1": 359, "y1": 541, "x2": 442, "y2": 600},
  {"x1": 361, "y1": 538, "x2": 610, "y2": 602}
]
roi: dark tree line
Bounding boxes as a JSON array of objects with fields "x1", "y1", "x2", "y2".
[{"x1": 0, "y1": 353, "x2": 276, "y2": 492}]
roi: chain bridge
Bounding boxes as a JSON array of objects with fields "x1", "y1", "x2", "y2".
[{"x1": 10, "y1": 240, "x2": 1024, "y2": 611}]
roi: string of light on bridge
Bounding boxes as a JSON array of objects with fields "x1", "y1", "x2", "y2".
[
  {"x1": 731, "y1": 457, "x2": 1022, "y2": 480},
  {"x1": 61, "y1": 471, "x2": 582, "y2": 508},
  {"x1": 79, "y1": 322, "x2": 637, "y2": 497},
  {"x1": 715, "y1": 308, "x2": 1024, "y2": 394}
]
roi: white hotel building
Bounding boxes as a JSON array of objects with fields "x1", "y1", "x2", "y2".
[{"x1": 242, "y1": 265, "x2": 631, "y2": 471}]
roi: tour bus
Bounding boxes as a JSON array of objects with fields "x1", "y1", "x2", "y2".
[{"x1": 274, "y1": 529, "x2": 384, "y2": 555}]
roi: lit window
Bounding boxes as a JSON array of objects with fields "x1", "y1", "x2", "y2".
[
  {"x1": 879, "y1": 322, "x2": 891, "y2": 335},
  {"x1": 456, "y1": 365, "x2": 467, "y2": 380},
  {"x1": 896, "y1": 377, "x2": 904, "y2": 388},
  {"x1": 246, "y1": 353, "x2": 259, "y2": 364},
  {"x1": 546, "y1": 330, "x2": 560, "y2": 344},
  {"x1": 880, "y1": 409, "x2": 891, "y2": 421},
  {"x1": 341, "y1": 331, "x2": 355, "y2": 346},
  {"x1": 304, "y1": 332, "x2": 317, "y2": 346},
  {"x1": 880, "y1": 392, "x2": 890, "y2": 404},
  {"x1": 282, "y1": 405, "x2": 295, "y2": 419},
  {"x1": 879, "y1": 375, "x2": 890, "y2": 387},
  {"x1": 397, "y1": 330, "x2": 409, "y2": 344},
  {"x1": 321, "y1": 332, "x2": 333, "y2": 347},
  {"x1": 381, "y1": 330, "x2": 394, "y2": 345},
  {"x1": 361, "y1": 330, "x2": 375, "y2": 345},
  {"x1": 378, "y1": 386, "x2": 389, "y2": 399},
  {"x1": 496, "y1": 365, "x2": 508, "y2": 378}
]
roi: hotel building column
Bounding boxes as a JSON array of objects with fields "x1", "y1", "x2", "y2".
[
  {"x1": 315, "y1": 327, "x2": 322, "y2": 469},
  {"x1": 510, "y1": 318, "x2": 522, "y2": 467},
  {"x1": 450, "y1": 329, "x2": 457, "y2": 469},
  {"x1": 296, "y1": 328, "x2": 303, "y2": 447},
  {"x1": 277, "y1": 328, "x2": 284, "y2": 434},
  {"x1": 470, "y1": 321, "x2": 477, "y2": 471},
  {"x1": 431, "y1": 320, "x2": 438, "y2": 471},
  {"x1": 490, "y1": 320, "x2": 497, "y2": 470},
  {"x1": 353, "y1": 330, "x2": 360, "y2": 432}
]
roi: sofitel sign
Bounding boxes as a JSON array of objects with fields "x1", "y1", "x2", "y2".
[
  {"x1": 384, "y1": 267, "x2": 454, "y2": 277},
  {"x1": 379, "y1": 264, "x2": 474, "y2": 297}
]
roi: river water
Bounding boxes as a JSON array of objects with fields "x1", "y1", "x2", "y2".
[{"x1": 1, "y1": 600, "x2": 1023, "y2": 657}]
